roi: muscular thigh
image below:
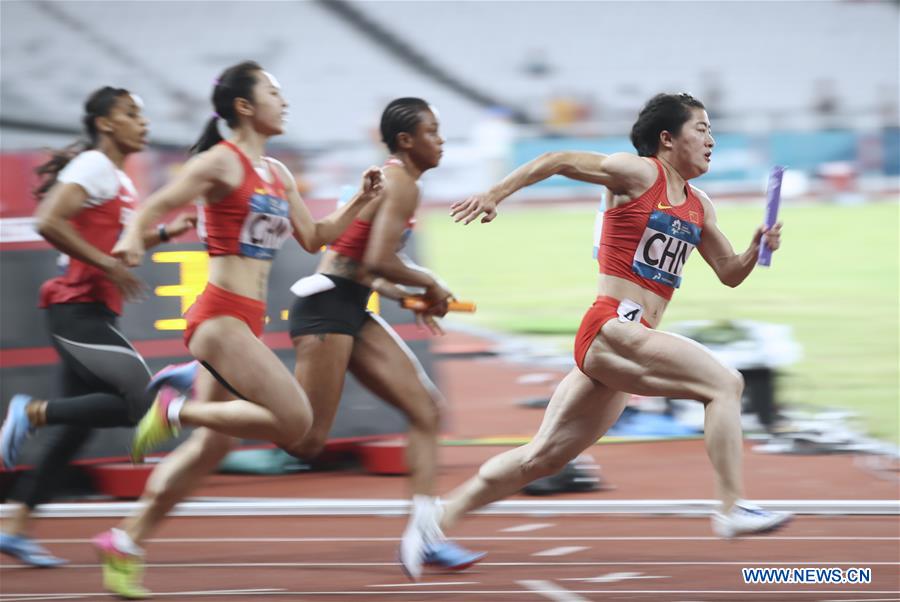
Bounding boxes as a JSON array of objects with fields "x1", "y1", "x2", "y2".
[
  {"x1": 189, "y1": 316, "x2": 305, "y2": 411},
  {"x1": 584, "y1": 320, "x2": 737, "y2": 402},
  {"x1": 292, "y1": 333, "x2": 354, "y2": 435},
  {"x1": 349, "y1": 314, "x2": 441, "y2": 421}
]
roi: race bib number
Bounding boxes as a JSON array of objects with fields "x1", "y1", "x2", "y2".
[
  {"x1": 239, "y1": 192, "x2": 292, "y2": 259},
  {"x1": 617, "y1": 298, "x2": 644, "y2": 323},
  {"x1": 632, "y1": 211, "x2": 700, "y2": 288}
]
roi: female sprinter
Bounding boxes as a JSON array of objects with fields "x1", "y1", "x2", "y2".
[
  {"x1": 403, "y1": 93, "x2": 791, "y2": 578},
  {"x1": 90, "y1": 61, "x2": 381, "y2": 598},
  {"x1": 287, "y1": 98, "x2": 484, "y2": 579},
  {"x1": 0, "y1": 86, "x2": 194, "y2": 566}
]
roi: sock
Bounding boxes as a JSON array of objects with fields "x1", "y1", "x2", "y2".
[
  {"x1": 167, "y1": 396, "x2": 185, "y2": 429},
  {"x1": 111, "y1": 528, "x2": 144, "y2": 556},
  {"x1": 411, "y1": 495, "x2": 445, "y2": 543}
]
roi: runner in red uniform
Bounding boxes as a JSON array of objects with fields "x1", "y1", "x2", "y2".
[
  {"x1": 0, "y1": 86, "x2": 193, "y2": 567},
  {"x1": 91, "y1": 61, "x2": 382, "y2": 598},
  {"x1": 286, "y1": 98, "x2": 484, "y2": 579},
  {"x1": 402, "y1": 93, "x2": 790, "y2": 578}
]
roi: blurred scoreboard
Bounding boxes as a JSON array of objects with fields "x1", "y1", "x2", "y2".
[{"x1": 0, "y1": 238, "x2": 429, "y2": 463}]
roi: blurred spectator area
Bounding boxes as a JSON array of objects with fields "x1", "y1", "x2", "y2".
[{"x1": 1, "y1": 0, "x2": 897, "y2": 201}]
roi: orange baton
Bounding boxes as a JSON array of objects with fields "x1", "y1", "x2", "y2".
[{"x1": 401, "y1": 297, "x2": 476, "y2": 313}]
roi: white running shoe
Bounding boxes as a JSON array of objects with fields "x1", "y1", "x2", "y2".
[
  {"x1": 399, "y1": 515, "x2": 427, "y2": 581},
  {"x1": 712, "y1": 501, "x2": 792, "y2": 538}
]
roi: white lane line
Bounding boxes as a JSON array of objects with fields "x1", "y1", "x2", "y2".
[
  {"x1": 562, "y1": 572, "x2": 667, "y2": 583},
  {"x1": 0, "y1": 590, "x2": 283, "y2": 601},
  {"x1": 533, "y1": 546, "x2": 589, "y2": 557},
  {"x1": 368, "y1": 582, "x2": 479, "y2": 588},
  {"x1": 518, "y1": 580, "x2": 589, "y2": 602},
  {"x1": 3, "y1": 590, "x2": 900, "y2": 598},
  {"x1": 821, "y1": 599, "x2": 900, "y2": 601},
  {"x1": 4, "y1": 560, "x2": 898, "y2": 570},
  {"x1": 502, "y1": 523, "x2": 555, "y2": 533},
  {"x1": 0, "y1": 596, "x2": 88, "y2": 602},
  {"x1": 36, "y1": 535, "x2": 900, "y2": 543}
]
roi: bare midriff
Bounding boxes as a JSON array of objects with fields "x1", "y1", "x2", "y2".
[{"x1": 596, "y1": 273, "x2": 669, "y2": 328}]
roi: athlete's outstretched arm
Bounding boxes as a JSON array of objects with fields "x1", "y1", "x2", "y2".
[
  {"x1": 142, "y1": 212, "x2": 196, "y2": 250},
  {"x1": 114, "y1": 152, "x2": 226, "y2": 266},
  {"x1": 450, "y1": 152, "x2": 649, "y2": 224},
  {"x1": 274, "y1": 162, "x2": 383, "y2": 253},
  {"x1": 696, "y1": 190, "x2": 782, "y2": 288}
]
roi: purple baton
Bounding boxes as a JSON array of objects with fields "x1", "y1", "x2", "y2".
[{"x1": 757, "y1": 166, "x2": 785, "y2": 267}]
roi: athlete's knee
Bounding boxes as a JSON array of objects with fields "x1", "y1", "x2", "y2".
[
  {"x1": 123, "y1": 388, "x2": 154, "y2": 426},
  {"x1": 520, "y1": 443, "x2": 569, "y2": 480},
  {"x1": 272, "y1": 391, "x2": 313, "y2": 445},
  {"x1": 407, "y1": 394, "x2": 442, "y2": 434},
  {"x1": 283, "y1": 430, "x2": 327, "y2": 460},
  {"x1": 719, "y1": 369, "x2": 744, "y2": 400}
]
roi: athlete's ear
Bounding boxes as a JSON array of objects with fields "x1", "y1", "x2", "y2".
[
  {"x1": 659, "y1": 130, "x2": 674, "y2": 150},
  {"x1": 396, "y1": 131, "x2": 414, "y2": 151},
  {"x1": 95, "y1": 115, "x2": 115, "y2": 135},
  {"x1": 234, "y1": 97, "x2": 254, "y2": 119}
]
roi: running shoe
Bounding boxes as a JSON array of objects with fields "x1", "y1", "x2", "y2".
[
  {"x1": 712, "y1": 501, "x2": 792, "y2": 538},
  {"x1": 92, "y1": 530, "x2": 149, "y2": 599},
  {"x1": 399, "y1": 516, "x2": 427, "y2": 581},
  {"x1": 423, "y1": 540, "x2": 486, "y2": 571},
  {"x1": 131, "y1": 390, "x2": 182, "y2": 463},
  {"x1": 0, "y1": 532, "x2": 66, "y2": 567},
  {"x1": 0, "y1": 394, "x2": 34, "y2": 470},
  {"x1": 147, "y1": 361, "x2": 199, "y2": 397}
]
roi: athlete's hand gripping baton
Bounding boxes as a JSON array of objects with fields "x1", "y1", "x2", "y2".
[
  {"x1": 401, "y1": 297, "x2": 477, "y2": 313},
  {"x1": 757, "y1": 165, "x2": 784, "y2": 267}
]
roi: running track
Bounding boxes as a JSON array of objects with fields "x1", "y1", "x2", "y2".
[
  {"x1": 2, "y1": 332, "x2": 898, "y2": 600},
  {"x1": 2, "y1": 514, "x2": 898, "y2": 601}
]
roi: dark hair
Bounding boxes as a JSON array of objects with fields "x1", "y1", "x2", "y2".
[
  {"x1": 629, "y1": 93, "x2": 706, "y2": 157},
  {"x1": 33, "y1": 86, "x2": 131, "y2": 200},
  {"x1": 380, "y1": 97, "x2": 432, "y2": 153},
  {"x1": 190, "y1": 60, "x2": 263, "y2": 155}
]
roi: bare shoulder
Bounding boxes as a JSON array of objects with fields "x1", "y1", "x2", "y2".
[
  {"x1": 191, "y1": 145, "x2": 240, "y2": 180},
  {"x1": 604, "y1": 152, "x2": 654, "y2": 175},
  {"x1": 265, "y1": 157, "x2": 297, "y2": 192},
  {"x1": 690, "y1": 185, "x2": 718, "y2": 225},
  {"x1": 690, "y1": 184, "x2": 714, "y2": 208},
  {"x1": 604, "y1": 153, "x2": 657, "y2": 193},
  {"x1": 382, "y1": 164, "x2": 419, "y2": 208}
]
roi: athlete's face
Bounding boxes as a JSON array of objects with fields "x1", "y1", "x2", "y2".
[
  {"x1": 408, "y1": 110, "x2": 444, "y2": 170},
  {"x1": 250, "y1": 71, "x2": 289, "y2": 136},
  {"x1": 671, "y1": 108, "x2": 715, "y2": 178},
  {"x1": 101, "y1": 94, "x2": 149, "y2": 154}
]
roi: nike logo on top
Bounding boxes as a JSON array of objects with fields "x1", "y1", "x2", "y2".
[{"x1": 657, "y1": 202, "x2": 673, "y2": 210}]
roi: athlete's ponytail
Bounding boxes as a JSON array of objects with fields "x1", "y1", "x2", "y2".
[
  {"x1": 34, "y1": 86, "x2": 130, "y2": 200},
  {"x1": 190, "y1": 60, "x2": 263, "y2": 155}
]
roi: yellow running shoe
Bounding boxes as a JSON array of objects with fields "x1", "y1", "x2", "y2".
[
  {"x1": 131, "y1": 391, "x2": 182, "y2": 463},
  {"x1": 93, "y1": 530, "x2": 150, "y2": 599}
]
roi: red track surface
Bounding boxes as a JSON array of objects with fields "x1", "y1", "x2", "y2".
[
  {"x1": 2, "y1": 331, "x2": 898, "y2": 600},
  {"x1": 2, "y1": 515, "x2": 898, "y2": 600}
]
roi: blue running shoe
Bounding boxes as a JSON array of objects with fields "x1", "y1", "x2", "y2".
[
  {"x1": 0, "y1": 533, "x2": 66, "y2": 567},
  {"x1": 147, "y1": 361, "x2": 198, "y2": 397},
  {"x1": 423, "y1": 540, "x2": 486, "y2": 571},
  {"x1": 0, "y1": 395, "x2": 34, "y2": 470}
]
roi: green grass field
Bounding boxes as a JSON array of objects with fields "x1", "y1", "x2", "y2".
[{"x1": 422, "y1": 201, "x2": 899, "y2": 443}]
